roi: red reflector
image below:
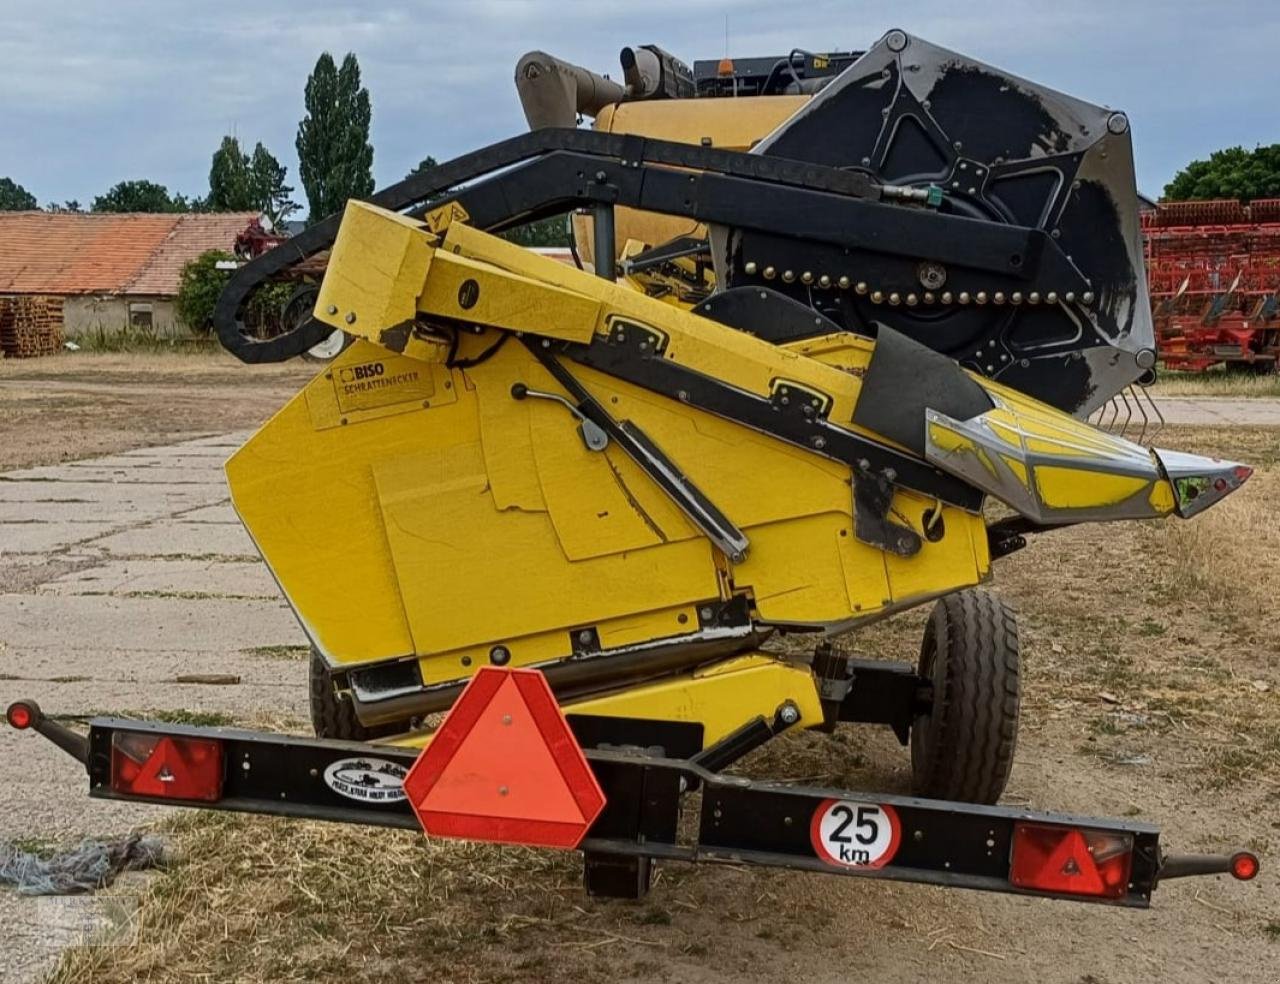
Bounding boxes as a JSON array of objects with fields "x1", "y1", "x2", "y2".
[
  {"x1": 6, "y1": 703, "x2": 33, "y2": 730},
  {"x1": 1230, "y1": 851, "x2": 1259, "y2": 881},
  {"x1": 1010, "y1": 823, "x2": 1133, "y2": 899},
  {"x1": 403, "y1": 667, "x2": 605, "y2": 849},
  {"x1": 110, "y1": 732, "x2": 224, "y2": 802}
]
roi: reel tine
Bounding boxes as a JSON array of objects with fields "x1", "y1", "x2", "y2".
[{"x1": 1131, "y1": 384, "x2": 1150, "y2": 445}]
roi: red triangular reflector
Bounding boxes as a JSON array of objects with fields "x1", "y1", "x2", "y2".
[
  {"x1": 404, "y1": 668, "x2": 605, "y2": 849},
  {"x1": 1044, "y1": 829, "x2": 1105, "y2": 895}
]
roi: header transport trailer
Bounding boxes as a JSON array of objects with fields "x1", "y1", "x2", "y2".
[{"x1": 10, "y1": 30, "x2": 1259, "y2": 906}]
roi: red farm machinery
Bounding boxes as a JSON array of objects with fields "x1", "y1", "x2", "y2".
[{"x1": 1145, "y1": 198, "x2": 1280, "y2": 373}]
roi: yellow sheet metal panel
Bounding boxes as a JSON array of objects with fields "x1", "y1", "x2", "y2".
[
  {"x1": 566, "y1": 653, "x2": 825, "y2": 748},
  {"x1": 227, "y1": 345, "x2": 435, "y2": 666},
  {"x1": 416, "y1": 250, "x2": 602, "y2": 343},
  {"x1": 314, "y1": 202, "x2": 434, "y2": 340},
  {"x1": 1034, "y1": 466, "x2": 1150, "y2": 509},
  {"x1": 596, "y1": 96, "x2": 809, "y2": 151},
  {"x1": 373, "y1": 442, "x2": 721, "y2": 656},
  {"x1": 385, "y1": 652, "x2": 824, "y2": 752}
]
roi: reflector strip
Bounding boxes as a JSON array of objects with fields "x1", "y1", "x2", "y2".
[
  {"x1": 1010, "y1": 822, "x2": 1133, "y2": 899},
  {"x1": 110, "y1": 732, "x2": 224, "y2": 802}
]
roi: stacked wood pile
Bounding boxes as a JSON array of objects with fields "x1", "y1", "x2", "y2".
[{"x1": 0, "y1": 295, "x2": 64, "y2": 358}]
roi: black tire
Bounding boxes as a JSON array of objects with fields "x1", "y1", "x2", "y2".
[
  {"x1": 910, "y1": 589, "x2": 1020, "y2": 804},
  {"x1": 309, "y1": 649, "x2": 401, "y2": 741}
]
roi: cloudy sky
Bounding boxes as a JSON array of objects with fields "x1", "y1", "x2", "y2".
[{"x1": 2, "y1": 1, "x2": 1276, "y2": 209}]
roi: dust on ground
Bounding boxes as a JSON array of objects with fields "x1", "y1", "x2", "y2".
[
  {"x1": 0, "y1": 354, "x2": 1276, "y2": 983},
  {"x1": 0, "y1": 352, "x2": 312, "y2": 471}
]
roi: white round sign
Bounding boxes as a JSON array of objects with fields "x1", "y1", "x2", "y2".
[{"x1": 810, "y1": 799, "x2": 901, "y2": 869}]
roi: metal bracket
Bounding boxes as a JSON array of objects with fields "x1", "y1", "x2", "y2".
[
  {"x1": 511, "y1": 382, "x2": 610, "y2": 451},
  {"x1": 853, "y1": 461, "x2": 922, "y2": 557}
]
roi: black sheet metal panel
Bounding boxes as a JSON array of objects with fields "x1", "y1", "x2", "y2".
[
  {"x1": 692, "y1": 286, "x2": 842, "y2": 343},
  {"x1": 735, "y1": 29, "x2": 1156, "y2": 415},
  {"x1": 852, "y1": 325, "x2": 993, "y2": 455}
]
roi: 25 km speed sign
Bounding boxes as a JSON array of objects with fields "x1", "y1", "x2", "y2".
[{"x1": 810, "y1": 799, "x2": 901, "y2": 869}]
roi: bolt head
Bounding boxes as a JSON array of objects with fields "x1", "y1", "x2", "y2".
[
  {"x1": 801, "y1": 271, "x2": 814, "y2": 285},
  {"x1": 744, "y1": 261, "x2": 758, "y2": 275},
  {"x1": 838, "y1": 276, "x2": 851, "y2": 289},
  {"x1": 763, "y1": 266, "x2": 776, "y2": 280},
  {"x1": 782, "y1": 270, "x2": 796, "y2": 283}
]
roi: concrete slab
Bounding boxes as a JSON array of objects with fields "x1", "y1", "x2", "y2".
[
  {"x1": 38, "y1": 558, "x2": 280, "y2": 599},
  {"x1": 0, "y1": 522, "x2": 119, "y2": 555},
  {"x1": 174, "y1": 503, "x2": 240, "y2": 524},
  {"x1": 0, "y1": 594, "x2": 304, "y2": 651},
  {"x1": 0, "y1": 500, "x2": 176, "y2": 524},
  {"x1": 0, "y1": 481, "x2": 224, "y2": 507},
  {"x1": 4, "y1": 465, "x2": 226, "y2": 485},
  {"x1": 88, "y1": 520, "x2": 258, "y2": 559},
  {"x1": 0, "y1": 647, "x2": 304, "y2": 690},
  {"x1": 1154, "y1": 396, "x2": 1280, "y2": 427}
]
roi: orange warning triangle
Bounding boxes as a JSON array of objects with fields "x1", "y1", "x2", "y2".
[
  {"x1": 403, "y1": 667, "x2": 606, "y2": 849},
  {"x1": 418, "y1": 674, "x2": 585, "y2": 823},
  {"x1": 1044, "y1": 829, "x2": 1105, "y2": 895}
]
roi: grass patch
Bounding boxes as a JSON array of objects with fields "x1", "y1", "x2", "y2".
[
  {"x1": 1153, "y1": 367, "x2": 1280, "y2": 398},
  {"x1": 52, "y1": 709, "x2": 237, "y2": 728},
  {"x1": 73, "y1": 325, "x2": 223, "y2": 355}
]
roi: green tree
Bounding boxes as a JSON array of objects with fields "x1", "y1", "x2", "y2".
[
  {"x1": 296, "y1": 52, "x2": 374, "y2": 223},
  {"x1": 92, "y1": 179, "x2": 190, "y2": 213},
  {"x1": 408, "y1": 156, "x2": 438, "y2": 178},
  {"x1": 208, "y1": 136, "x2": 254, "y2": 211},
  {"x1": 207, "y1": 137, "x2": 297, "y2": 225},
  {"x1": 0, "y1": 177, "x2": 37, "y2": 210},
  {"x1": 1164, "y1": 144, "x2": 1280, "y2": 202},
  {"x1": 176, "y1": 249, "x2": 233, "y2": 332},
  {"x1": 247, "y1": 143, "x2": 298, "y2": 226},
  {"x1": 48, "y1": 200, "x2": 82, "y2": 213},
  {"x1": 502, "y1": 215, "x2": 571, "y2": 247}
]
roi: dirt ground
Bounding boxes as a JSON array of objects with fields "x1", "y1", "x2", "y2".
[
  {"x1": 3, "y1": 353, "x2": 1278, "y2": 984},
  {"x1": 0, "y1": 353, "x2": 312, "y2": 471}
]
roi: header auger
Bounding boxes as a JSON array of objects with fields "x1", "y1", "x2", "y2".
[{"x1": 16, "y1": 30, "x2": 1259, "y2": 908}]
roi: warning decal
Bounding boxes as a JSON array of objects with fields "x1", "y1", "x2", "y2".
[{"x1": 810, "y1": 799, "x2": 901, "y2": 869}]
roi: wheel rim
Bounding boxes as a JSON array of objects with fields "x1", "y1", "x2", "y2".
[{"x1": 306, "y1": 328, "x2": 348, "y2": 361}]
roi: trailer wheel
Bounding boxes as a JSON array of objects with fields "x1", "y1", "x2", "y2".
[
  {"x1": 910, "y1": 589, "x2": 1020, "y2": 805},
  {"x1": 309, "y1": 650, "x2": 400, "y2": 741}
]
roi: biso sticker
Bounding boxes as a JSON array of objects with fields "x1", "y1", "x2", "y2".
[
  {"x1": 810, "y1": 799, "x2": 901, "y2": 869},
  {"x1": 323, "y1": 757, "x2": 408, "y2": 804}
]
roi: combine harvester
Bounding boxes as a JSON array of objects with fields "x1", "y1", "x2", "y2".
[
  {"x1": 10, "y1": 31, "x2": 1261, "y2": 906},
  {"x1": 1146, "y1": 198, "x2": 1280, "y2": 372}
]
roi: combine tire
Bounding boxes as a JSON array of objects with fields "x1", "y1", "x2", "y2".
[
  {"x1": 309, "y1": 649, "x2": 400, "y2": 741},
  {"x1": 910, "y1": 589, "x2": 1020, "y2": 805}
]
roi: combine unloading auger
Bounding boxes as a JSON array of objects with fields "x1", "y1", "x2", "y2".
[{"x1": 14, "y1": 31, "x2": 1260, "y2": 909}]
